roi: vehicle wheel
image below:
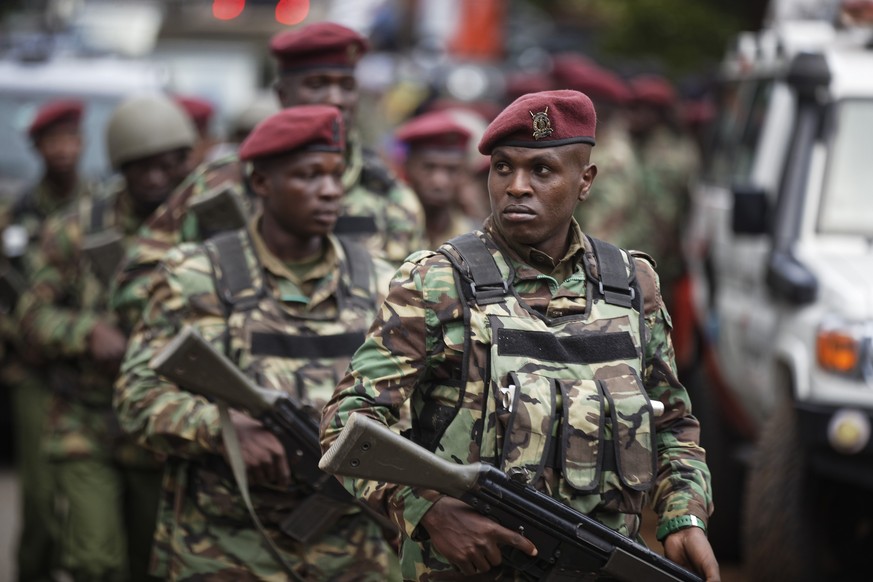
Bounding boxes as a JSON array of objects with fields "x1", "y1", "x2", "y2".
[
  {"x1": 682, "y1": 353, "x2": 743, "y2": 562},
  {"x1": 742, "y1": 390, "x2": 819, "y2": 582}
]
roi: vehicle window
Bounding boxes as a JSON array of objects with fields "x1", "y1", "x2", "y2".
[
  {"x1": 702, "y1": 81, "x2": 744, "y2": 186},
  {"x1": 732, "y1": 80, "x2": 773, "y2": 184},
  {"x1": 818, "y1": 99, "x2": 873, "y2": 236}
]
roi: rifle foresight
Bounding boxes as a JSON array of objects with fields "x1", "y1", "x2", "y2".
[{"x1": 150, "y1": 325, "x2": 283, "y2": 416}]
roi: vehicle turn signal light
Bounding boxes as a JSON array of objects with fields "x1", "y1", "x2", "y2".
[{"x1": 817, "y1": 329, "x2": 860, "y2": 374}]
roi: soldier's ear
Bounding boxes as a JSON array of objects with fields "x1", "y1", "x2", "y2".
[
  {"x1": 248, "y1": 167, "x2": 271, "y2": 200},
  {"x1": 577, "y1": 162, "x2": 597, "y2": 202}
]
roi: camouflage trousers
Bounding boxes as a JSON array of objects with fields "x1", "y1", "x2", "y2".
[{"x1": 162, "y1": 497, "x2": 400, "y2": 581}]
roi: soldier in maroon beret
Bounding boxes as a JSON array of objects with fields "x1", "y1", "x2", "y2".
[
  {"x1": 2, "y1": 96, "x2": 93, "y2": 582},
  {"x1": 394, "y1": 110, "x2": 477, "y2": 250},
  {"x1": 270, "y1": 21, "x2": 424, "y2": 266},
  {"x1": 320, "y1": 89, "x2": 720, "y2": 581},
  {"x1": 114, "y1": 103, "x2": 399, "y2": 579}
]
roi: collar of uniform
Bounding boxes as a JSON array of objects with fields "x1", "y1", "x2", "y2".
[
  {"x1": 249, "y1": 212, "x2": 338, "y2": 287},
  {"x1": 484, "y1": 215, "x2": 586, "y2": 281},
  {"x1": 341, "y1": 130, "x2": 363, "y2": 192}
]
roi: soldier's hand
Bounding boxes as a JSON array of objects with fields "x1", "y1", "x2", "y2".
[
  {"x1": 420, "y1": 496, "x2": 537, "y2": 575},
  {"x1": 663, "y1": 526, "x2": 721, "y2": 582},
  {"x1": 225, "y1": 409, "x2": 291, "y2": 487},
  {"x1": 87, "y1": 320, "x2": 127, "y2": 372}
]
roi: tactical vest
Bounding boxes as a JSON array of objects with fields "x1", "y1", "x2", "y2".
[
  {"x1": 428, "y1": 232, "x2": 656, "y2": 535},
  {"x1": 191, "y1": 229, "x2": 380, "y2": 526},
  {"x1": 333, "y1": 148, "x2": 394, "y2": 238}
]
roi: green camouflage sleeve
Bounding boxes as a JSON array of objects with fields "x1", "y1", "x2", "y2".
[
  {"x1": 15, "y1": 212, "x2": 104, "y2": 358},
  {"x1": 642, "y1": 277, "x2": 714, "y2": 530},
  {"x1": 114, "y1": 243, "x2": 227, "y2": 459},
  {"x1": 321, "y1": 250, "x2": 450, "y2": 538}
]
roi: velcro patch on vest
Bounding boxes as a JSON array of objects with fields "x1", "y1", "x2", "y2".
[
  {"x1": 497, "y1": 328, "x2": 637, "y2": 364},
  {"x1": 250, "y1": 331, "x2": 365, "y2": 359}
]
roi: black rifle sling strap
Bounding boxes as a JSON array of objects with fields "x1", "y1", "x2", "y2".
[
  {"x1": 204, "y1": 231, "x2": 304, "y2": 580},
  {"x1": 588, "y1": 236, "x2": 635, "y2": 309},
  {"x1": 336, "y1": 235, "x2": 377, "y2": 311},
  {"x1": 443, "y1": 232, "x2": 509, "y2": 306}
]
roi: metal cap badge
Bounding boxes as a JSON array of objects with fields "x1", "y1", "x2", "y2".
[{"x1": 530, "y1": 107, "x2": 553, "y2": 140}]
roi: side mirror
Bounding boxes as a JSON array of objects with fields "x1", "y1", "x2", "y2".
[
  {"x1": 766, "y1": 250, "x2": 818, "y2": 305},
  {"x1": 731, "y1": 184, "x2": 770, "y2": 235}
]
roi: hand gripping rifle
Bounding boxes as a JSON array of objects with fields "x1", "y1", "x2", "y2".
[
  {"x1": 320, "y1": 412, "x2": 703, "y2": 582},
  {"x1": 149, "y1": 325, "x2": 397, "y2": 544}
]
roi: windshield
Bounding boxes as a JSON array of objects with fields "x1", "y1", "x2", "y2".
[{"x1": 818, "y1": 99, "x2": 873, "y2": 236}]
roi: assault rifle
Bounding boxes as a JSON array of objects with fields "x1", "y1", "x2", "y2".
[
  {"x1": 320, "y1": 412, "x2": 703, "y2": 582},
  {"x1": 189, "y1": 182, "x2": 249, "y2": 238},
  {"x1": 149, "y1": 325, "x2": 396, "y2": 544}
]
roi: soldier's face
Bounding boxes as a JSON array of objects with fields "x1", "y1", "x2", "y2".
[
  {"x1": 122, "y1": 148, "x2": 192, "y2": 218},
  {"x1": 404, "y1": 149, "x2": 468, "y2": 210},
  {"x1": 34, "y1": 121, "x2": 82, "y2": 175},
  {"x1": 488, "y1": 144, "x2": 596, "y2": 259},
  {"x1": 252, "y1": 150, "x2": 345, "y2": 240},
  {"x1": 274, "y1": 69, "x2": 358, "y2": 132}
]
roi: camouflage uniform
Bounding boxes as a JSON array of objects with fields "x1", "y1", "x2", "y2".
[
  {"x1": 15, "y1": 184, "x2": 163, "y2": 581},
  {"x1": 1, "y1": 176, "x2": 93, "y2": 581},
  {"x1": 321, "y1": 217, "x2": 712, "y2": 581},
  {"x1": 114, "y1": 216, "x2": 399, "y2": 580}
]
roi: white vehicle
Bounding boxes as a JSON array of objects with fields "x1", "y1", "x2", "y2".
[{"x1": 684, "y1": 12, "x2": 873, "y2": 581}]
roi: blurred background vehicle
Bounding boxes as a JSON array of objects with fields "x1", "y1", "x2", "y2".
[{"x1": 683, "y1": 1, "x2": 873, "y2": 578}]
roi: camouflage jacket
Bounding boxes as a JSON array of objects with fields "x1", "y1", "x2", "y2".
[
  {"x1": 114, "y1": 219, "x2": 395, "y2": 576},
  {"x1": 15, "y1": 183, "x2": 147, "y2": 461},
  {"x1": 112, "y1": 135, "x2": 424, "y2": 334},
  {"x1": 339, "y1": 134, "x2": 425, "y2": 265},
  {"x1": 320, "y1": 217, "x2": 713, "y2": 580},
  {"x1": 1, "y1": 175, "x2": 93, "y2": 377}
]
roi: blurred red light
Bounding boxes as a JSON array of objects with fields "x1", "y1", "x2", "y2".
[
  {"x1": 213, "y1": 0, "x2": 245, "y2": 20},
  {"x1": 276, "y1": 0, "x2": 309, "y2": 25}
]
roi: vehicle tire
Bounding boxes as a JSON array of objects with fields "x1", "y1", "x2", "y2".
[
  {"x1": 683, "y1": 354, "x2": 743, "y2": 563},
  {"x1": 742, "y1": 389, "x2": 819, "y2": 582}
]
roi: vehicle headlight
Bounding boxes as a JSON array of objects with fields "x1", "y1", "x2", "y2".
[{"x1": 815, "y1": 319, "x2": 872, "y2": 380}]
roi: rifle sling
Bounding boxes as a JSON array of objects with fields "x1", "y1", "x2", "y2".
[{"x1": 218, "y1": 403, "x2": 306, "y2": 582}]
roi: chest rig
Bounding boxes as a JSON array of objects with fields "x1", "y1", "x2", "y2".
[
  {"x1": 433, "y1": 231, "x2": 657, "y2": 522},
  {"x1": 204, "y1": 229, "x2": 377, "y2": 410}
]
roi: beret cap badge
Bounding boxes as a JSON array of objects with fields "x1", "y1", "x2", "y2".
[{"x1": 530, "y1": 107, "x2": 553, "y2": 140}]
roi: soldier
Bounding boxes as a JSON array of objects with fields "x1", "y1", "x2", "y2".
[
  {"x1": 15, "y1": 94, "x2": 196, "y2": 581},
  {"x1": 175, "y1": 94, "x2": 218, "y2": 168},
  {"x1": 320, "y1": 90, "x2": 720, "y2": 581},
  {"x1": 625, "y1": 74, "x2": 700, "y2": 311},
  {"x1": 114, "y1": 105, "x2": 398, "y2": 580},
  {"x1": 394, "y1": 110, "x2": 477, "y2": 249},
  {"x1": 111, "y1": 20, "x2": 424, "y2": 333},
  {"x1": 1, "y1": 98, "x2": 91, "y2": 582}
]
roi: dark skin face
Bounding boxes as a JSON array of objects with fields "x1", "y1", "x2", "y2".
[
  {"x1": 121, "y1": 148, "x2": 191, "y2": 219},
  {"x1": 488, "y1": 143, "x2": 597, "y2": 260},
  {"x1": 274, "y1": 69, "x2": 358, "y2": 132},
  {"x1": 249, "y1": 150, "x2": 345, "y2": 262},
  {"x1": 404, "y1": 148, "x2": 468, "y2": 210},
  {"x1": 34, "y1": 121, "x2": 82, "y2": 177}
]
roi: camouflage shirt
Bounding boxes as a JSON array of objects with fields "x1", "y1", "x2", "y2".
[
  {"x1": 321, "y1": 217, "x2": 713, "y2": 580},
  {"x1": 114, "y1": 217, "x2": 397, "y2": 579},
  {"x1": 15, "y1": 183, "x2": 147, "y2": 461}
]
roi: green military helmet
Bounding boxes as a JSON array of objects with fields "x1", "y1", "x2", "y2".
[{"x1": 106, "y1": 93, "x2": 197, "y2": 169}]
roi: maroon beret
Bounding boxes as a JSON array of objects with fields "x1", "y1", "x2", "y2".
[
  {"x1": 630, "y1": 75, "x2": 677, "y2": 107},
  {"x1": 478, "y1": 90, "x2": 596, "y2": 155},
  {"x1": 29, "y1": 99, "x2": 84, "y2": 138},
  {"x1": 395, "y1": 111, "x2": 472, "y2": 152},
  {"x1": 174, "y1": 95, "x2": 214, "y2": 133},
  {"x1": 239, "y1": 104, "x2": 344, "y2": 161},
  {"x1": 552, "y1": 57, "x2": 630, "y2": 105},
  {"x1": 270, "y1": 22, "x2": 369, "y2": 74}
]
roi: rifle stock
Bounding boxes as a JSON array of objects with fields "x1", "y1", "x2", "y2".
[
  {"x1": 150, "y1": 326, "x2": 397, "y2": 543},
  {"x1": 320, "y1": 413, "x2": 703, "y2": 582}
]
